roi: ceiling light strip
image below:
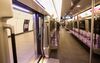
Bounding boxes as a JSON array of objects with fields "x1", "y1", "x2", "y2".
[
  {"x1": 13, "y1": 4, "x2": 31, "y2": 13},
  {"x1": 52, "y1": 0, "x2": 59, "y2": 18}
]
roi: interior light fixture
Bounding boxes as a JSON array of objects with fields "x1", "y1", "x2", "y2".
[
  {"x1": 71, "y1": 2, "x2": 73, "y2": 6},
  {"x1": 76, "y1": 5, "x2": 81, "y2": 7},
  {"x1": 71, "y1": 0, "x2": 73, "y2": 6},
  {"x1": 13, "y1": 4, "x2": 30, "y2": 13}
]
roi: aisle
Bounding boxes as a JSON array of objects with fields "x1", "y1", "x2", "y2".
[
  {"x1": 41, "y1": 58, "x2": 59, "y2": 63},
  {"x1": 58, "y1": 28, "x2": 89, "y2": 63}
]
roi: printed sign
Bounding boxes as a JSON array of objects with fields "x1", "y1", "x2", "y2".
[{"x1": 23, "y1": 19, "x2": 30, "y2": 32}]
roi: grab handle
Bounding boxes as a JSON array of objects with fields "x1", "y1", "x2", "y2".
[{"x1": 4, "y1": 24, "x2": 17, "y2": 63}]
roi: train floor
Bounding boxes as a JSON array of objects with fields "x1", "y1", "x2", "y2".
[{"x1": 44, "y1": 27, "x2": 100, "y2": 63}]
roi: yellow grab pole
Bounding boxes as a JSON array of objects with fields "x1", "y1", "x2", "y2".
[{"x1": 89, "y1": 0, "x2": 95, "y2": 63}]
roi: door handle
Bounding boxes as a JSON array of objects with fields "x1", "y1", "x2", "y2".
[{"x1": 4, "y1": 24, "x2": 17, "y2": 63}]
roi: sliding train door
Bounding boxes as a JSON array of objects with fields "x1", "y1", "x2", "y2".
[
  {"x1": 43, "y1": 16, "x2": 51, "y2": 57},
  {"x1": 34, "y1": 13, "x2": 44, "y2": 57}
]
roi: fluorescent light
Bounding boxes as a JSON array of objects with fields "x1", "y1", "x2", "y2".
[
  {"x1": 13, "y1": 4, "x2": 30, "y2": 13},
  {"x1": 71, "y1": 1, "x2": 73, "y2": 6},
  {"x1": 34, "y1": 0, "x2": 62, "y2": 21}
]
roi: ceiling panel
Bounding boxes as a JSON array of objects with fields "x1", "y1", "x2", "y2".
[
  {"x1": 72, "y1": 0, "x2": 100, "y2": 15},
  {"x1": 71, "y1": 0, "x2": 91, "y2": 15},
  {"x1": 61, "y1": 0, "x2": 100, "y2": 17},
  {"x1": 61, "y1": 0, "x2": 72, "y2": 16}
]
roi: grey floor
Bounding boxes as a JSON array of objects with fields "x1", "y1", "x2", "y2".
[
  {"x1": 50, "y1": 28, "x2": 100, "y2": 63},
  {"x1": 42, "y1": 58, "x2": 59, "y2": 63}
]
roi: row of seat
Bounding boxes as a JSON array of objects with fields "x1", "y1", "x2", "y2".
[{"x1": 70, "y1": 28, "x2": 100, "y2": 49}]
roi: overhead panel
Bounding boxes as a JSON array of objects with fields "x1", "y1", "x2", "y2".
[
  {"x1": 61, "y1": 0, "x2": 72, "y2": 16},
  {"x1": 68, "y1": 0, "x2": 80, "y2": 14},
  {"x1": 17, "y1": 0, "x2": 48, "y2": 15},
  {"x1": 34, "y1": 0, "x2": 55, "y2": 16},
  {"x1": 70, "y1": 0, "x2": 100, "y2": 15},
  {"x1": 95, "y1": 0, "x2": 100, "y2": 5},
  {"x1": 71, "y1": 0, "x2": 91, "y2": 15}
]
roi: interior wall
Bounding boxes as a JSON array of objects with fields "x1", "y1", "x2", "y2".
[
  {"x1": 7, "y1": 8, "x2": 33, "y2": 35},
  {"x1": 8, "y1": 32, "x2": 37, "y2": 63},
  {"x1": 7, "y1": 8, "x2": 37, "y2": 63}
]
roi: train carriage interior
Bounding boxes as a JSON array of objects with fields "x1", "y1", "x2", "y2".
[{"x1": 0, "y1": 0, "x2": 100, "y2": 63}]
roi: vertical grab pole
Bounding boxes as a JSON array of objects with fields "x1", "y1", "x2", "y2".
[
  {"x1": 4, "y1": 25, "x2": 17, "y2": 63},
  {"x1": 55, "y1": 20, "x2": 57, "y2": 47},
  {"x1": 89, "y1": 0, "x2": 95, "y2": 63},
  {"x1": 11, "y1": 31, "x2": 17, "y2": 63}
]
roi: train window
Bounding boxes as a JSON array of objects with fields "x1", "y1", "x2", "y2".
[
  {"x1": 70, "y1": 22, "x2": 73, "y2": 29},
  {"x1": 74, "y1": 21, "x2": 77, "y2": 28},
  {"x1": 94, "y1": 17, "x2": 100, "y2": 35},
  {"x1": 88, "y1": 19, "x2": 91, "y2": 32},
  {"x1": 79, "y1": 20, "x2": 85, "y2": 30},
  {"x1": 67, "y1": 22, "x2": 73, "y2": 29},
  {"x1": 50, "y1": 20, "x2": 55, "y2": 31}
]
